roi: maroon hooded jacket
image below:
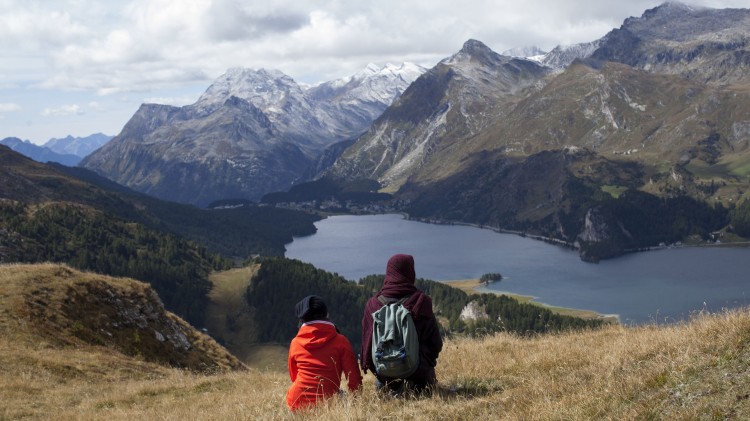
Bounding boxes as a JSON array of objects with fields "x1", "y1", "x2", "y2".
[{"x1": 360, "y1": 254, "x2": 443, "y2": 387}]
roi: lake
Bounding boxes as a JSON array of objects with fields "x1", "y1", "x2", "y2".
[{"x1": 285, "y1": 214, "x2": 750, "y2": 325}]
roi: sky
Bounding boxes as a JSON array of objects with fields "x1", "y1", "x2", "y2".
[{"x1": 1, "y1": 0, "x2": 747, "y2": 145}]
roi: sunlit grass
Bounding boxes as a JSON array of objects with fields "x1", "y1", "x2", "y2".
[
  {"x1": 601, "y1": 185, "x2": 629, "y2": 198},
  {"x1": 3, "y1": 263, "x2": 750, "y2": 420}
]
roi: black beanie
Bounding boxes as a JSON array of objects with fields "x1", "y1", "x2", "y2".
[{"x1": 295, "y1": 295, "x2": 328, "y2": 322}]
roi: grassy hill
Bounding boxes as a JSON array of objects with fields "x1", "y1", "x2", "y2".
[
  {"x1": 0, "y1": 264, "x2": 244, "y2": 373},
  {"x1": 2, "y1": 264, "x2": 749, "y2": 419}
]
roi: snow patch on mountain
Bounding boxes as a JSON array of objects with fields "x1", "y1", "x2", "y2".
[
  {"x1": 502, "y1": 46, "x2": 547, "y2": 58},
  {"x1": 541, "y1": 40, "x2": 602, "y2": 69}
]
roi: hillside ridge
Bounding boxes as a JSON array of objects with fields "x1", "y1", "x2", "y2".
[{"x1": 0, "y1": 263, "x2": 244, "y2": 372}]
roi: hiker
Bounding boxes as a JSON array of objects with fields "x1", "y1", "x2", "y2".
[
  {"x1": 361, "y1": 253, "x2": 443, "y2": 396},
  {"x1": 286, "y1": 295, "x2": 362, "y2": 412}
]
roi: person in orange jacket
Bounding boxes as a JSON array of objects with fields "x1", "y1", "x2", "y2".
[{"x1": 286, "y1": 295, "x2": 363, "y2": 412}]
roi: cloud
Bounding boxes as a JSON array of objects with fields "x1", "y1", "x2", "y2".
[
  {"x1": 88, "y1": 101, "x2": 104, "y2": 111},
  {"x1": 41, "y1": 104, "x2": 83, "y2": 117},
  {"x1": 143, "y1": 96, "x2": 199, "y2": 107},
  {"x1": 0, "y1": 103, "x2": 21, "y2": 112},
  {"x1": 4, "y1": 0, "x2": 750, "y2": 94},
  {"x1": 0, "y1": 2, "x2": 90, "y2": 50}
]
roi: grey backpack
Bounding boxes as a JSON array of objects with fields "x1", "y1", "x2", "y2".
[{"x1": 371, "y1": 295, "x2": 420, "y2": 378}]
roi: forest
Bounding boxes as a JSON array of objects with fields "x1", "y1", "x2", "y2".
[
  {"x1": 578, "y1": 190, "x2": 731, "y2": 260},
  {"x1": 0, "y1": 200, "x2": 227, "y2": 325},
  {"x1": 731, "y1": 199, "x2": 750, "y2": 237},
  {"x1": 245, "y1": 257, "x2": 604, "y2": 350},
  {"x1": 54, "y1": 164, "x2": 321, "y2": 258}
]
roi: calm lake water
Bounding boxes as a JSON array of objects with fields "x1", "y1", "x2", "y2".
[{"x1": 285, "y1": 214, "x2": 750, "y2": 325}]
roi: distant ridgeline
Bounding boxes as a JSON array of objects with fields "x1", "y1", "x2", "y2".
[{"x1": 245, "y1": 257, "x2": 604, "y2": 347}]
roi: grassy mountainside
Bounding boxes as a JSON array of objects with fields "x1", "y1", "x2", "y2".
[
  {"x1": 3, "y1": 265, "x2": 749, "y2": 419},
  {"x1": 0, "y1": 147, "x2": 320, "y2": 258}
]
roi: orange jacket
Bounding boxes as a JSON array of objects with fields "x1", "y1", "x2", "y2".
[{"x1": 286, "y1": 321, "x2": 362, "y2": 412}]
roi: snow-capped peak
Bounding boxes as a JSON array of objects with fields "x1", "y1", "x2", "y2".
[{"x1": 196, "y1": 67, "x2": 304, "y2": 112}]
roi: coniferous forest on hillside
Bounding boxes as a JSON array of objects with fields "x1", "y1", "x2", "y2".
[
  {"x1": 246, "y1": 257, "x2": 604, "y2": 348},
  {"x1": 0, "y1": 200, "x2": 227, "y2": 325}
]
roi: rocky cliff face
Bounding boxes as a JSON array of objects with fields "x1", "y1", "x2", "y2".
[
  {"x1": 81, "y1": 64, "x2": 424, "y2": 206},
  {"x1": 589, "y1": 2, "x2": 750, "y2": 85}
]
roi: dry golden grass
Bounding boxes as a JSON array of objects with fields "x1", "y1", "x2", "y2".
[
  {"x1": 3, "y1": 263, "x2": 750, "y2": 420},
  {"x1": 206, "y1": 266, "x2": 288, "y2": 371}
]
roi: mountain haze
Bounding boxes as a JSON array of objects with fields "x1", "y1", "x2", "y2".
[
  {"x1": 44, "y1": 133, "x2": 112, "y2": 158},
  {"x1": 0, "y1": 137, "x2": 81, "y2": 166}
]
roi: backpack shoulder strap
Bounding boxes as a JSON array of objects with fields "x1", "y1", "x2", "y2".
[{"x1": 377, "y1": 294, "x2": 412, "y2": 306}]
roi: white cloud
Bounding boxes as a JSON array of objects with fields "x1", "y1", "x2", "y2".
[
  {"x1": 88, "y1": 101, "x2": 104, "y2": 111},
  {"x1": 143, "y1": 96, "x2": 199, "y2": 107},
  {"x1": 42, "y1": 104, "x2": 83, "y2": 117},
  {"x1": 0, "y1": 103, "x2": 21, "y2": 112},
  {"x1": 0, "y1": 2, "x2": 90, "y2": 50},
  {"x1": 2, "y1": 0, "x2": 743, "y2": 94},
  {"x1": 0, "y1": 0, "x2": 746, "y2": 142}
]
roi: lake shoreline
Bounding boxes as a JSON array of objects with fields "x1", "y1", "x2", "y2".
[
  {"x1": 287, "y1": 213, "x2": 750, "y2": 325},
  {"x1": 400, "y1": 213, "x2": 750, "y2": 261},
  {"x1": 443, "y1": 278, "x2": 620, "y2": 323}
]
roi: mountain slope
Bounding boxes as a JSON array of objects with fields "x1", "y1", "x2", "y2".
[
  {"x1": 466, "y1": 60, "x2": 750, "y2": 165},
  {"x1": 0, "y1": 145, "x2": 319, "y2": 258},
  {"x1": 326, "y1": 4, "x2": 750, "y2": 259},
  {"x1": 81, "y1": 64, "x2": 424, "y2": 206},
  {"x1": 327, "y1": 39, "x2": 551, "y2": 190},
  {"x1": 0, "y1": 145, "x2": 319, "y2": 324}
]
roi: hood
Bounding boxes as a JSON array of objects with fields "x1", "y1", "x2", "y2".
[{"x1": 295, "y1": 321, "x2": 338, "y2": 350}]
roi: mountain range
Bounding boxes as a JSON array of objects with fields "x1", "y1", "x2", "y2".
[
  {"x1": 327, "y1": 2, "x2": 750, "y2": 259},
  {"x1": 75, "y1": 2, "x2": 750, "y2": 260},
  {"x1": 81, "y1": 63, "x2": 425, "y2": 206},
  {"x1": 0, "y1": 133, "x2": 111, "y2": 166}
]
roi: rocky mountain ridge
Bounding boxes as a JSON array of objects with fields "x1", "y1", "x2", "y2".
[
  {"x1": 327, "y1": 39, "x2": 551, "y2": 189},
  {"x1": 81, "y1": 63, "x2": 425, "y2": 206},
  {"x1": 44, "y1": 133, "x2": 112, "y2": 157}
]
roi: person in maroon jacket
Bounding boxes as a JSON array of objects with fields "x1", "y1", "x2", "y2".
[{"x1": 361, "y1": 253, "x2": 443, "y2": 396}]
